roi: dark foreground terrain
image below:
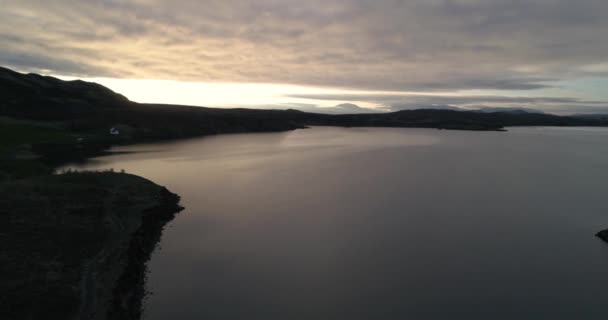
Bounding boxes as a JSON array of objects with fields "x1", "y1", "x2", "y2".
[
  {"x1": 0, "y1": 172, "x2": 182, "y2": 320},
  {"x1": 0, "y1": 115, "x2": 184, "y2": 319}
]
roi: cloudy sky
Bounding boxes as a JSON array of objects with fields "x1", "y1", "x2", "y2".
[{"x1": 2, "y1": 0, "x2": 608, "y2": 114}]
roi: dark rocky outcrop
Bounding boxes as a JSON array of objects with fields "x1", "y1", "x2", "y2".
[
  {"x1": 596, "y1": 229, "x2": 608, "y2": 243},
  {"x1": 0, "y1": 172, "x2": 183, "y2": 320}
]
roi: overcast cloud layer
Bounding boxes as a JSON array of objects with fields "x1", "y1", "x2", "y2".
[{"x1": 1, "y1": 0, "x2": 608, "y2": 112}]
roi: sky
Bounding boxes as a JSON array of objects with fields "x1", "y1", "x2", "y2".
[{"x1": 1, "y1": 0, "x2": 608, "y2": 114}]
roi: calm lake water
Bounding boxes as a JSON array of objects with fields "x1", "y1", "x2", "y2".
[{"x1": 65, "y1": 127, "x2": 608, "y2": 319}]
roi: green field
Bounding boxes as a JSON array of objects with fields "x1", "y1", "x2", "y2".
[
  {"x1": 0, "y1": 120, "x2": 74, "y2": 151},
  {"x1": 0, "y1": 119, "x2": 77, "y2": 179}
]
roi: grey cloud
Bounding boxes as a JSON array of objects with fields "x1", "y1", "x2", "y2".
[
  {"x1": 0, "y1": 49, "x2": 107, "y2": 76},
  {"x1": 1, "y1": 0, "x2": 608, "y2": 92}
]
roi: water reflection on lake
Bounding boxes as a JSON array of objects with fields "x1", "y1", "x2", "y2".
[{"x1": 64, "y1": 127, "x2": 608, "y2": 319}]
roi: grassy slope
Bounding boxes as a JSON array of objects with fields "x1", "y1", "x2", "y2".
[
  {"x1": 0, "y1": 118, "x2": 73, "y2": 150},
  {"x1": 0, "y1": 120, "x2": 75, "y2": 180}
]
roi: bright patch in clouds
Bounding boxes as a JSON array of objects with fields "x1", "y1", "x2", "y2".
[
  {"x1": 58, "y1": 76, "x2": 386, "y2": 111},
  {"x1": 57, "y1": 75, "x2": 488, "y2": 113},
  {"x1": 54, "y1": 74, "x2": 608, "y2": 115}
]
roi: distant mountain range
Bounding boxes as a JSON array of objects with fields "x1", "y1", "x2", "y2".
[
  {"x1": 1, "y1": 66, "x2": 607, "y2": 138},
  {"x1": 472, "y1": 107, "x2": 545, "y2": 114},
  {"x1": 571, "y1": 113, "x2": 608, "y2": 120}
]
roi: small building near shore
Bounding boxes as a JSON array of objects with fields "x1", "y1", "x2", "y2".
[{"x1": 110, "y1": 127, "x2": 120, "y2": 135}]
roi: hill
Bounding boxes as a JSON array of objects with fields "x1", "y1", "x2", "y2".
[{"x1": 1, "y1": 66, "x2": 607, "y2": 144}]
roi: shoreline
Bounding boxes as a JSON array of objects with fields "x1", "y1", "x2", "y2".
[{"x1": 108, "y1": 186, "x2": 183, "y2": 320}]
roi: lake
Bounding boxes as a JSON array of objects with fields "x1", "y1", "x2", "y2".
[{"x1": 64, "y1": 127, "x2": 608, "y2": 319}]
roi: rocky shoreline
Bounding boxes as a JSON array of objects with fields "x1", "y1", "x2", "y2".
[
  {"x1": 0, "y1": 172, "x2": 183, "y2": 320},
  {"x1": 108, "y1": 187, "x2": 183, "y2": 320}
]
